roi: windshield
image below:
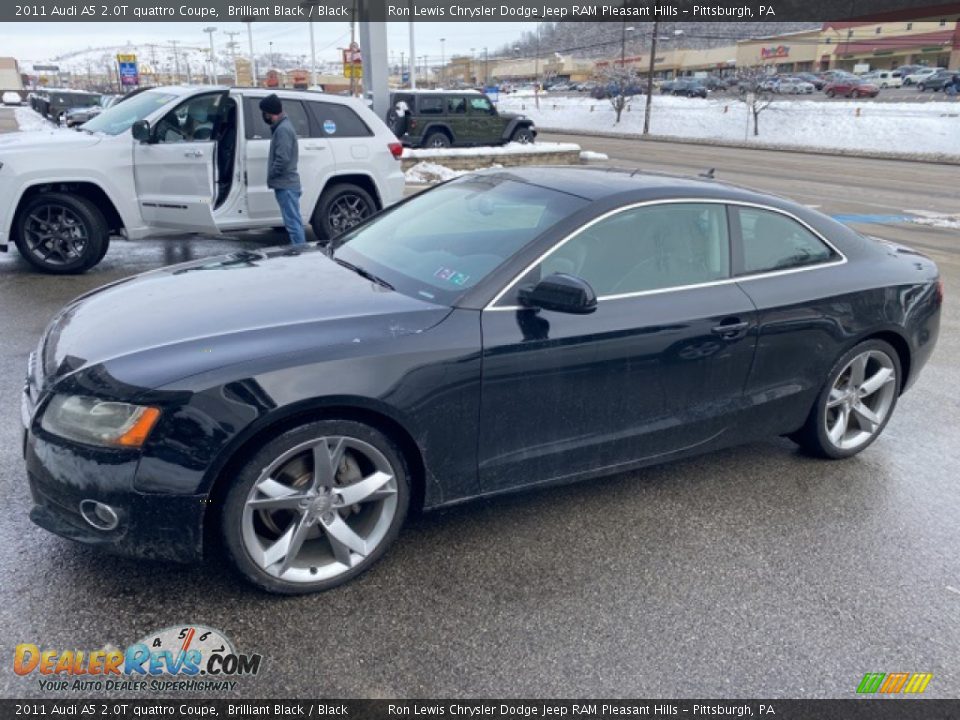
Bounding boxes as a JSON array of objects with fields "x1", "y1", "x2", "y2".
[
  {"x1": 81, "y1": 90, "x2": 178, "y2": 135},
  {"x1": 334, "y1": 176, "x2": 588, "y2": 305}
]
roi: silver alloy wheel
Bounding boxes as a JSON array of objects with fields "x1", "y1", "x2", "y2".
[
  {"x1": 328, "y1": 194, "x2": 371, "y2": 234},
  {"x1": 823, "y1": 350, "x2": 897, "y2": 451},
  {"x1": 241, "y1": 436, "x2": 398, "y2": 583},
  {"x1": 24, "y1": 204, "x2": 88, "y2": 265}
]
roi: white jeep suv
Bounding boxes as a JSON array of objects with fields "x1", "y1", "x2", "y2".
[{"x1": 0, "y1": 86, "x2": 405, "y2": 273}]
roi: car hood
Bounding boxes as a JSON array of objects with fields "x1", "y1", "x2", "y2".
[
  {"x1": 0, "y1": 129, "x2": 102, "y2": 152},
  {"x1": 39, "y1": 247, "x2": 452, "y2": 391}
]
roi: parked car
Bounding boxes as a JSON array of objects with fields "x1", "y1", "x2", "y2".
[
  {"x1": 824, "y1": 77, "x2": 880, "y2": 98},
  {"x1": 775, "y1": 77, "x2": 815, "y2": 94},
  {"x1": 917, "y1": 70, "x2": 958, "y2": 92},
  {"x1": 21, "y1": 166, "x2": 942, "y2": 593},
  {"x1": 2, "y1": 91, "x2": 22, "y2": 106},
  {"x1": 0, "y1": 86, "x2": 405, "y2": 273},
  {"x1": 796, "y1": 72, "x2": 826, "y2": 90},
  {"x1": 659, "y1": 80, "x2": 676, "y2": 94},
  {"x1": 904, "y1": 67, "x2": 941, "y2": 85},
  {"x1": 669, "y1": 79, "x2": 708, "y2": 98},
  {"x1": 894, "y1": 65, "x2": 922, "y2": 80},
  {"x1": 386, "y1": 90, "x2": 536, "y2": 148},
  {"x1": 38, "y1": 89, "x2": 100, "y2": 123},
  {"x1": 63, "y1": 94, "x2": 120, "y2": 128},
  {"x1": 870, "y1": 70, "x2": 903, "y2": 88}
]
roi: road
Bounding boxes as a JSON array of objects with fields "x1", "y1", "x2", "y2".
[{"x1": 1, "y1": 110, "x2": 958, "y2": 699}]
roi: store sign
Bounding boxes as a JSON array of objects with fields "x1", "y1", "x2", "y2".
[
  {"x1": 342, "y1": 41, "x2": 362, "y2": 79},
  {"x1": 760, "y1": 45, "x2": 790, "y2": 60},
  {"x1": 117, "y1": 53, "x2": 138, "y2": 86}
]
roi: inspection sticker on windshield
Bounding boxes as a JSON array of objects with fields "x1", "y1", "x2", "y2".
[
  {"x1": 434, "y1": 267, "x2": 470, "y2": 286},
  {"x1": 323, "y1": 120, "x2": 337, "y2": 134}
]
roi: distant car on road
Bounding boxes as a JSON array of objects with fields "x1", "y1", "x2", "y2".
[
  {"x1": 386, "y1": 90, "x2": 536, "y2": 148},
  {"x1": 868, "y1": 70, "x2": 903, "y2": 88},
  {"x1": 904, "y1": 67, "x2": 942, "y2": 85},
  {"x1": 667, "y1": 79, "x2": 708, "y2": 98},
  {"x1": 20, "y1": 166, "x2": 942, "y2": 594},
  {"x1": 775, "y1": 77, "x2": 815, "y2": 94},
  {"x1": 796, "y1": 72, "x2": 826, "y2": 90},
  {"x1": 824, "y1": 77, "x2": 880, "y2": 98},
  {"x1": 2, "y1": 91, "x2": 22, "y2": 106}
]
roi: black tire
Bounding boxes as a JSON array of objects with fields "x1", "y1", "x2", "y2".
[
  {"x1": 14, "y1": 192, "x2": 108, "y2": 274},
  {"x1": 825, "y1": 89, "x2": 835, "y2": 98},
  {"x1": 918, "y1": 84, "x2": 926, "y2": 92},
  {"x1": 310, "y1": 182, "x2": 377, "y2": 243},
  {"x1": 790, "y1": 339, "x2": 902, "y2": 460},
  {"x1": 510, "y1": 127, "x2": 535, "y2": 144},
  {"x1": 221, "y1": 419, "x2": 411, "y2": 594},
  {"x1": 422, "y1": 131, "x2": 451, "y2": 149}
]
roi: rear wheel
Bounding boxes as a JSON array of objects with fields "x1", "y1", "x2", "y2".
[
  {"x1": 221, "y1": 419, "x2": 410, "y2": 594},
  {"x1": 791, "y1": 339, "x2": 901, "y2": 459},
  {"x1": 310, "y1": 182, "x2": 377, "y2": 243},
  {"x1": 14, "y1": 192, "x2": 108, "y2": 274},
  {"x1": 825, "y1": 89, "x2": 836, "y2": 98},
  {"x1": 918, "y1": 84, "x2": 926, "y2": 92},
  {"x1": 423, "y1": 131, "x2": 451, "y2": 149}
]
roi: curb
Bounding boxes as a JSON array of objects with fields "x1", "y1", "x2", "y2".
[{"x1": 537, "y1": 127, "x2": 960, "y2": 167}]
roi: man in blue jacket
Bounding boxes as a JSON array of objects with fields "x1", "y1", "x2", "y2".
[{"x1": 259, "y1": 94, "x2": 305, "y2": 245}]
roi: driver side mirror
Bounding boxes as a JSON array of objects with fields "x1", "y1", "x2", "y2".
[
  {"x1": 518, "y1": 273, "x2": 597, "y2": 314},
  {"x1": 131, "y1": 119, "x2": 152, "y2": 143}
]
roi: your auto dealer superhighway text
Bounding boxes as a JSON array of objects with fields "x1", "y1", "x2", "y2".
[{"x1": 386, "y1": 706, "x2": 758, "y2": 717}]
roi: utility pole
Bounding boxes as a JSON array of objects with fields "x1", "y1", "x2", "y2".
[
  {"x1": 643, "y1": 21, "x2": 659, "y2": 135},
  {"x1": 244, "y1": 20, "x2": 258, "y2": 86},
  {"x1": 408, "y1": 19, "x2": 416, "y2": 89},
  {"x1": 225, "y1": 31, "x2": 241, "y2": 84},
  {"x1": 534, "y1": 23, "x2": 541, "y2": 108},
  {"x1": 400, "y1": 51, "x2": 405, "y2": 86},
  {"x1": 484, "y1": 47, "x2": 488, "y2": 87},
  {"x1": 170, "y1": 40, "x2": 181, "y2": 84},
  {"x1": 440, "y1": 38, "x2": 445, "y2": 88},
  {"x1": 349, "y1": 12, "x2": 356, "y2": 96},
  {"x1": 309, "y1": 22, "x2": 317, "y2": 88},
  {"x1": 203, "y1": 26, "x2": 217, "y2": 84}
]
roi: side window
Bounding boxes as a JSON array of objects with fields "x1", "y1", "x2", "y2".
[
  {"x1": 447, "y1": 96, "x2": 466, "y2": 114},
  {"x1": 419, "y1": 96, "x2": 444, "y2": 115},
  {"x1": 244, "y1": 98, "x2": 309, "y2": 139},
  {"x1": 529, "y1": 203, "x2": 730, "y2": 298},
  {"x1": 735, "y1": 207, "x2": 835, "y2": 274},
  {"x1": 154, "y1": 93, "x2": 223, "y2": 144},
  {"x1": 469, "y1": 96, "x2": 493, "y2": 114},
  {"x1": 306, "y1": 102, "x2": 373, "y2": 138}
]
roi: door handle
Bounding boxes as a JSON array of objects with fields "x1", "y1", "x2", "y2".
[
  {"x1": 711, "y1": 319, "x2": 750, "y2": 339},
  {"x1": 303, "y1": 144, "x2": 326, "y2": 150},
  {"x1": 183, "y1": 150, "x2": 204, "y2": 158}
]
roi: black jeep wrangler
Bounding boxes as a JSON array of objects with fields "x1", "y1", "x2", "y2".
[{"x1": 387, "y1": 91, "x2": 536, "y2": 148}]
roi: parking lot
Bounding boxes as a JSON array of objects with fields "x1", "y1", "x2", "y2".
[{"x1": 0, "y1": 107, "x2": 958, "y2": 698}]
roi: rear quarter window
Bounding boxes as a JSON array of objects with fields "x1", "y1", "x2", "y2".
[{"x1": 306, "y1": 102, "x2": 373, "y2": 138}]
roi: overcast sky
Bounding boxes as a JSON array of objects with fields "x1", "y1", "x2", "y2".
[{"x1": 4, "y1": 21, "x2": 533, "y2": 66}]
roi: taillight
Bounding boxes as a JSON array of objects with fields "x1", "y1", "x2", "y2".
[{"x1": 388, "y1": 142, "x2": 403, "y2": 160}]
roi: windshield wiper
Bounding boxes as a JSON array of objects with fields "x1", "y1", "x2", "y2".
[{"x1": 333, "y1": 257, "x2": 395, "y2": 290}]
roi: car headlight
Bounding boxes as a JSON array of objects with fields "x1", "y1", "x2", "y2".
[{"x1": 40, "y1": 395, "x2": 161, "y2": 448}]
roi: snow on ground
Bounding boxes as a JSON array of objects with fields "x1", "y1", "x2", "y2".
[
  {"x1": 498, "y1": 95, "x2": 960, "y2": 157},
  {"x1": 909, "y1": 214, "x2": 960, "y2": 229},
  {"x1": 14, "y1": 107, "x2": 56, "y2": 132},
  {"x1": 580, "y1": 150, "x2": 609, "y2": 161},
  {"x1": 402, "y1": 141, "x2": 580, "y2": 159},
  {"x1": 404, "y1": 161, "x2": 504, "y2": 184}
]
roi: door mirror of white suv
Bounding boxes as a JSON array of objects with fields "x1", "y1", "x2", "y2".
[{"x1": 131, "y1": 120, "x2": 152, "y2": 143}]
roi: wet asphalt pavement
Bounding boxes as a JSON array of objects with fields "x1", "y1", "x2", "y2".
[{"x1": 1, "y1": 109, "x2": 959, "y2": 699}]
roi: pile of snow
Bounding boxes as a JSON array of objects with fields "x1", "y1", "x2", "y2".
[
  {"x1": 15, "y1": 107, "x2": 57, "y2": 132},
  {"x1": 580, "y1": 150, "x2": 609, "y2": 161},
  {"x1": 405, "y1": 161, "x2": 504, "y2": 184},
  {"x1": 403, "y1": 141, "x2": 580, "y2": 159},
  {"x1": 908, "y1": 214, "x2": 960, "y2": 230},
  {"x1": 498, "y1": 95, "x2": 960, "y2": 157}
]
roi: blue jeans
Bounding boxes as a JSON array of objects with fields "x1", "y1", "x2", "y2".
[{"x1": 274, "y1": 188, "x2": 305, "y2": 246}]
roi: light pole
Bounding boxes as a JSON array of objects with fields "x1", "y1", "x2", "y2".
[
  {"x1": 484, "y1": 47, "x2": 489, "y2": 87},
  {"x1": 621, "y1": 23, "x2": 635, "y2": 68},
  {"x1": 170, "y1": 40, "x2": 181, "y2": 84},
  {"x1": 244, "y1": 20, "x2": 258, "y2": 86},
  {"x1": 203, "y1": 26, "x2": 217, "y2": 84},
  {"x1": 309, "y1": 22, "x2": 317, "y2": 87},
  {"x1": 408, "y1": 18, "x2": 417, "y2": 89},
  {"x1": 440, "y1": 38, "x2": 446, "y2": 88},
  {"x1": 225, "y1": 30, "x2": 241, "y2": 84}
]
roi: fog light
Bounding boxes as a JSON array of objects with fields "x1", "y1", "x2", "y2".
[{"x1": 78, "y1": 500, "x2": 119, "y2": 532}]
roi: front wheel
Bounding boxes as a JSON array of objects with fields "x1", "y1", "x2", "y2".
[
  {"x1": 422, "y1": 131, "x2": 451, "y2": 149},
  {"x1": 14, "y1": 192, "x2": 108, "y2": 274},
  {"x1": 222, "y1": 419, "x2": 411, "y2": 594},
  {"x1": 790, "y1": 339, "x2": 901, "y2": 459},
  {"x1": 310, "y1": 183, "x2": 377, "y2": 243},
  {"x1": 918, "y1": 84, "x2": 926, "y2": 92},
  {"x1": 825, "y1": 89, "x2": 836, "y2": 98},
  {"x1": 510, "y1": 127, "x2": 535, "y2": 144}
]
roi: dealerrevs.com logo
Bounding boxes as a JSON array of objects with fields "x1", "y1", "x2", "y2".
[{"x1": 14, "y1": 625, "x2": 263, "y2": 693}]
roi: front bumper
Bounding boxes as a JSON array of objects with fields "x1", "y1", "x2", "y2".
[{"x1": 22, "y1": 379, "x2": 206, "y2": 563}]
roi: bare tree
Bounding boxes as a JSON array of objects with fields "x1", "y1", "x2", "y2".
[
  {"x1": 737, "y1": 71, "x2": 775, "y2": 137},
  {"x1": 602, "y1": 64, "x2": 640, "y2": 124}
]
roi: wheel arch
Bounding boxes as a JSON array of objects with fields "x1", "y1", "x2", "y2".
[
  {"x1": 317, "y1": 173, "x2": 383, "y2": 212},
  {"x1": 419, "y1": 123, "x2": 455, "y2": 146},
  {"x1": 202, "y1": 399, "x2": 428, "y2": 548},
  {"x1": 860, "y1": 329, "x2": 912, "y2": 394},
  {"x1": 13, "y1": 181, "x2": 126, "y2": 235}
]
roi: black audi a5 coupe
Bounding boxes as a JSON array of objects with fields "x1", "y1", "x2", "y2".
[{"x1": 22, "y1": 167, "x2": 941, "y2": 593}]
